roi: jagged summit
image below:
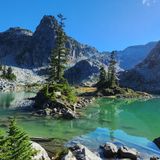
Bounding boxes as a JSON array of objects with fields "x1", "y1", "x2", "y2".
[
  {"x1": 33, "y1": 15, "x2": 58, "y2": 37},
  {"x1": 36, "y1": 15, "x2": 58, "y2": 29}
]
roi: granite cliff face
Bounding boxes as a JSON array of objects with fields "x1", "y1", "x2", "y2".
[
  {"x1": 120, "y1": 41, "x2": 160, "y2": 93},
  {"x1": 0, "y1": 15, "x2": 99, "y2": 68}
]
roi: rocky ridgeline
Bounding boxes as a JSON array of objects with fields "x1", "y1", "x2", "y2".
[
  {"x1": 33, "y1": 97, "x2": 95, "y2": 119},
  {"x1": 0, "y1": 15, "x2": 99, "y2": 68}
]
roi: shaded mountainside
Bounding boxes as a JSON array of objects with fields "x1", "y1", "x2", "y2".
[
  {"x1": 117, "y1": 41, "x2": 157, "y2": 70},
  {"x1": 0, "y1": 15, "x2": 99, "y2": 68},
  {"x1": 120, "y1": 41, "x2": 160, "y2": 93},
  {"x1": 64, "y1": 59, "x2": 100, "y2": 85}
]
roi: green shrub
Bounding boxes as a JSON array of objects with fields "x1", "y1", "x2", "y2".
[
  {"x1": 1, "y1": 66, "x2": 16, "y2": 81},
  {"x1": 41, "y1": 82, "x2": 77, "y2": 104},
  {"x1": 1, "y1": 73, "x2": 16, "y2": 81}
]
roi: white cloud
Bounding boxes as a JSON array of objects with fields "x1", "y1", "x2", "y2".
[{"x1": 142, "y1": 0, "x2": 157, "y2": 6}]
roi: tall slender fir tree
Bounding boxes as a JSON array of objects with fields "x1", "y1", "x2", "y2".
[
  {"x1": 108, "y1": 51, "x2": 117, "y2": 87},
  {"x1": 49, "y1": 14, "x2": 69, "y2": 83}
]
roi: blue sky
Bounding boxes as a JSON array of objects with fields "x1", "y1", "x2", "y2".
[{"x1": 0, "y1": 0, "x2": 160, "y2": 51}]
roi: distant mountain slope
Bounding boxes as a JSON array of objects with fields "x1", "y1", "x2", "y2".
[
  {"x1": 120, "y1": 41, "x2": 160, "y2": 93},
  {"x1": 117, "y1": 42, "x2": 157, "y2": 70}
]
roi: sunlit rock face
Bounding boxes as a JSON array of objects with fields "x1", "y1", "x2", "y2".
[{"x1": 119, "y1": 41, "x2": 160, "y2": 93}]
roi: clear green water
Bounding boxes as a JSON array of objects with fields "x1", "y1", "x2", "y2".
[{"x1": 0, "y1": 92, "x2": 160, "y2": 142}]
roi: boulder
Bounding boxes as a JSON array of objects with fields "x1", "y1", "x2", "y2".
[
  {"x1": 101, "y1": 142, "x2": 118, "y2": 158},
  {"x1": 44, "y1": 108, "x2": 53, "y2": 116},
  {"x1": 62, "y1": 109, "x2": 77, "y2": 119},
  {"x1": 153, "y1": 137, "x2": 160, "y2": 149},
  {"x1": 118, "y1": 146, "x2": 138, "y2": 160},
  {"x1": 31, "y1": 141, "x2": 51, "y2": 160},
  {"x1": 69, "y1": 144, "x2": 102, "y2": 160}
]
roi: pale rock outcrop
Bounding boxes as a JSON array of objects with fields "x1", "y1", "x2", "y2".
[{"x1": 31, "y1": 141, "x2": 51, "y2": 160}]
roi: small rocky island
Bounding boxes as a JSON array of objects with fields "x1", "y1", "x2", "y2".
[{"x1": 31, "y1": 51, "x2": 151, "y2": 120}]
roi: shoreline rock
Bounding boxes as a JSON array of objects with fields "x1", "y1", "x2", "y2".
[
  {"x1": 33, "y1": 96, "x2": 95, "y2": 119},
  {"x1": 31, "y1": 141, "x2": 51, "y2": 160},
  {"x1": 30, "y1": 137, "x2": 160, "y2": 160}
]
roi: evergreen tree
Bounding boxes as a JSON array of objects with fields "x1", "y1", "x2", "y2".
[
  {"x1": 0, "y1": 132, "x2": 10, "y2": 160},
  {"x1": 99, "y1": 66, "x2": 107, "y2": 83},
  {"x1": 7, "y1": 119, "x2": 34, "y2": 160},
  {"x1": 49, "y1": 14, "x2": 69, "y2": 83},
  {"x1": 2, "y1": 65, "x2": 6, "y2": 76},
  {"x1": 108, "y1": 51, "x2": 118, "y2": 87},
  {"x1": 7, "y1": 67, "x2": 12, "y2": 76}
]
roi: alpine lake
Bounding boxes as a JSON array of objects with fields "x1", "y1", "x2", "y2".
[{"x1": 0, "y1": 91, "x2": 160, "y2": 155}]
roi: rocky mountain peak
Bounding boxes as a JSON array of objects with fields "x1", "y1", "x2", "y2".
[{"x1": 34, "y1": 15, "x2": 58, "y2": 36}]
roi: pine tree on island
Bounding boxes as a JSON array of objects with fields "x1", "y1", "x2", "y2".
[{"x1": 48, "y1": 14, "x2": 69, "y2": 83}]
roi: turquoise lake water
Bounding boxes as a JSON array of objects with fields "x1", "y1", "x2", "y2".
[{"x1": 0, "y1": 91, "x2": 160, "y2": 153}]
